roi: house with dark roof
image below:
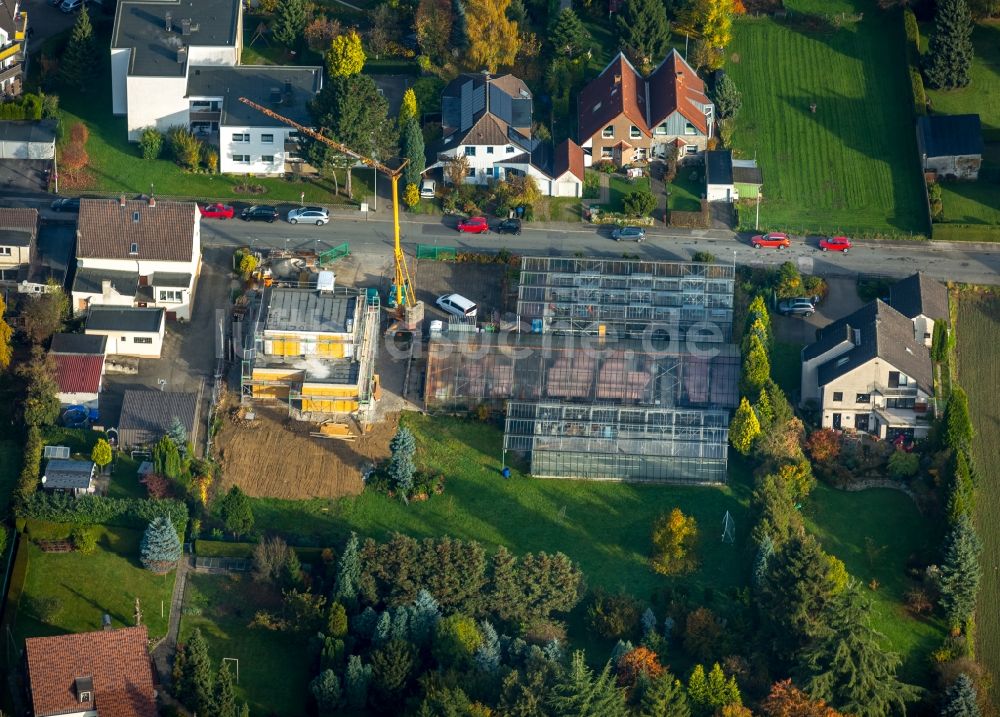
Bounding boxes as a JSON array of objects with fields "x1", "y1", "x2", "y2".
[
  {"x1": 0, "y1": 1, "x2": 28, "y2": 97},
  {"x1": 889, "y1": 271, "x2": 949, "y2": 348},
  {"x1": 704, "y1": 150, "x2": 762, "y2": 203},
  {"x1": 51, "y1": 333, "x2": 108, "y2": 356},
  {"x1": 0, "y1": 207, "x2": 37, "y2": 282},
  {"x1": 73, "y1": 197, "x2": 200, "y2": 320},
  {"x1": 423, "y1": 72, "x2": 585, "y2": 197},
  {"x1": 25, "y1": 626, "x2": 156, "y2": 717},
  {"x1": 85, "y1": 307, "x2": 166, "y2": 358},
  {"x1": 799, "y1": 276, "x2": 948, "y2": 440},
  {"x1": 41, "y1": 458, "x2": 96, "y2": 496},
  {"x1": 111, "y1": 0, "x2": 322, "y2": 175},
  {"x1": 578, "y1": 50, "x2": 714, "y2": 168},
  {"x1": 118, "y1": 388, "x2": 199, "y2": 449},
  {"x1": 916, "y1": 114, "x2": 983, "y2": 180}
]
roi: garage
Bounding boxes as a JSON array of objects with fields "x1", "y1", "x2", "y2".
[{"x1": 0, "y1": 119, "x2": 57, "y2": 160}]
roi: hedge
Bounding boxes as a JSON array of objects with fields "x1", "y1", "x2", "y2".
[
  {"x1": 932, "y1": 223, "x2": 1000, "y2": 242},
  {"x1": 903, "y1": 9, "x2": 927, "y2": 116},
  {"x1": 194, "y1": 539, "x2": 329, "y2": 563},
  {"x1": 16, "y1": 493, "x2": 188, "y2": 534},
  {"x1": 3, "y1": 534, "x2": 30, "y2": 636}
]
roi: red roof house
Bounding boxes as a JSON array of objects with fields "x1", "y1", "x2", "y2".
[
  {"x1": 52, "y1": 352, "x2": 105, "y2": 409},
  {"x1": 25, "y1": 626, "x2": 157, "y2": 717}
]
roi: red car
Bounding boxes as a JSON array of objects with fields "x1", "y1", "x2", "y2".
[
  {"x1": 819, "y1": 236, "x2": 852, "y2": 253},
  {"x1": 199, "y1": 202, "x2": 235, "y2": 220},
  {"x1": 457, "y1": 216, "x2": 490, "y2": 234},
  {"x1": 751, "y1": 232, "x2": 791, "y2": 249}
]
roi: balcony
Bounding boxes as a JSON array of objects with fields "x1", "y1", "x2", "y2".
[
  {"x1": 869, "y1": 382, "x2": 918, "y2": 397},
  {"x1": 0, "y1": 42, "x2": 22, "y2": 64},
  {"x1": 0, "y1": 64, "x2": 22, "y2": 85},
  {"x1": 189, "y1": 109, "x2": 221, "y2": 123},
  {"x1": 14, "y1": 12, "x2": 27, "y2": 41}
]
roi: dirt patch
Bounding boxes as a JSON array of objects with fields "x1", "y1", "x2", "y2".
[{"x1": 214, "y1": 405, "x2": 397, "y2": 500}]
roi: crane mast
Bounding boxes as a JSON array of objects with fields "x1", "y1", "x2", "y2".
[{"x1": 237, "y1": 97, "x2": 417, "y2": 310}]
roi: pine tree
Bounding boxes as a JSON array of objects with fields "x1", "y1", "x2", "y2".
[
  {"x1": 91, "y1": 438, "x2": 113, "y2": 473},
  {"x1": 938, "y1": 514, "x2": 983, "y2": 626},
  {"x1": 799, "y1": 587, "x2": 919, "y2": 717},
  {"x1": 610, "y1": 639, "x2": 635, "y2": 666},
  {"x1": 345, "y1": 654, "x2": 373, "y2": 709},
  {"x1": 411, "y1": 589, "x2": 442, "y2": 646},
  {"x1": 705, "y1": 663, "x2": 741, "y2": 711},
  {"x1": 370, "y1": 639, "x2": 416, "y2": 704},
  {"x1": 752, "y1": 533, "x2": 774, "y2": 589},
  {"x1": 399, "y1": 88, "x2": 418, "y2": 126},
  {"x1": 550, "y1": 8, "x2": 592, "y2": 59},
  {"x1": 729, "y1": 397, "x2": 761, "y2": 456},
  {"x1": 152, "y1": 435, "x2": 181, "y2": 480},
  {"x1": 140, "y1": 517, "x2": 182, "y2": 574},
  {"x1": 488, "y1": 545, "x2": 521, "y2": 621},
  {"x1": 333, "y1": 532, "x2": 361, "y2": 605},
  {"x1": 637, "y1": 671, "x2": 691, "y2": 717},
  {"x1": 272, "y1": 0, "x2": 309, "y2": 47},
  {"x1": 178, "y1": 629, "x2": 214, "y2": 715},
  {"x1": 924, "y1": 0, "x2": 975, "y2": 90},
  {"x1": 760, "y1": 534, "x2": 837, "y2": 653},
  {"x1": 641, "y1": 608, "x2": 657, "y2": 635},
  {"x1": 741, "y1": 333, "x2": 771, "y2": 395},
  {"x1": 218, "y1": 486, "x2": 254, "y2": 539},
  {"x1": 754, "y1": 384, "x2": 774, "y2": 429},
  {"x1": 282, "y1": 547, "x2": 303, "y2": 589},
  {"x1": 941, "y1": 673, "x2": 981, "y2": 717},
  {"x1": 747, "y1": 295, "x2": 771, "y2": 336},
  {"x1": 388, "y1": 426, "x2": 417, "y2": 498},
  {"x1": 401, "y1": 119, "x2": 426, "y2": 190},
  {"x1": 352, "y1": 606, "x2": 379, "y2": 639},
  {"x1": 326, "y1": 601, "x2": 348, "y2": 638},
  {"x1": 945, "y1": 386, "x2": 975, "y2": 451},
  {"x1": 712, "y1": 73, "x2": 743, "y2": 121},
  {"x1": 475, "y1": 620, "x2": 502, "y2": 673},
  {"x1": 616, "y1": 0, "x2": 671, "y2": 72},
  {"x1": 947, "y1": 449, "x2": 976, "y2": 524},
  {"x1": 167, "y1": 416, "x2": 188, "y2": 450},
  {"x1": 215, "y1": 662, "x2": 237, "y2": 717},
  {"x1": 687, "y1": 665, "x2": 709, "y2": 709},
  {"x1": 311, "y1": 669, "x2": 343, "y2": 715},
  {"x1": 60, "y1": 6, "x2": 98, "y2": 90},
  {"x1": 548, "y1": 651, "x2": 629, "y2": 717},
  {"x1": 373, "y1": 610, "x2": 392, "y2": 646}
]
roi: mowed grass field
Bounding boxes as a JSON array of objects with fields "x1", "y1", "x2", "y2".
[
  {"x1": 727, "y1": 0, "x2": 927, "y2": 235},
  {"x1": 956, "y1": 293, "x2": 1000, "y2": 687},
  {"x1": 924, "y1": 22, "x2": 1000, "y2": 139}
]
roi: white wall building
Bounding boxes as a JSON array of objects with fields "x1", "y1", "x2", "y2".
[{"x1": 85, "y1": 307, "x2": 166, "y2": 358}]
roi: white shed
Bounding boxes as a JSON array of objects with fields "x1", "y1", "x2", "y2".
[{"x1": 0, "y1": 119, "x2": 57, "y2": 160}]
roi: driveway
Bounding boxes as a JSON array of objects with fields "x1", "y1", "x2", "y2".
[
  {"x1": 0, "y1": 159, "x2": 49, "y2": 193},
  {"x1": 24, "y1": 0, "x2": 80, "y2": 49},
  {"x1": 771, "y1": 276, "x2": 865, "y2": 345}
]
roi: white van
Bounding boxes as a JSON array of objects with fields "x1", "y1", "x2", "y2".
[
  {"x1": 436, "y1": 293, "x2": 478, "y2": 319},
  {"x1": 420, "y1": 179, "x2": 436, "y2": 198}
]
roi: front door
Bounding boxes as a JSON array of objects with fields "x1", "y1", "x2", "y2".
[
  {"x1": 855, "y1": 413, "x2": 870, "y2": 432},
  {"x1": 832, "y1": 413, "x2": 842, "y2": 429}
]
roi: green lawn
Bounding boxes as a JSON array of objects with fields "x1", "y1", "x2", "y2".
[
  {"x1": 771, "y1": 341, "x2": 804, "y2": 396},
  {"x1": 13, "y1": 526, "x2": 176, "y2": 642},
  {"x1": 179, "y1": 573, "x2": 311, "y2": 717},
  {"x1": 250, "y1": 414, "x2": 755, "y2": 601},
  {"x1": 923, "y1": 22, "x2": 1000, "y2": 140},
  {"x1": 607, "y1": 175, "x2": 653, "y2": 214},
  {"x1": 806, "y1": 484, "x2": 947, "y2": 681},
  {"x1": 727, "y1": 0, "x2": 927, "y2": 236},
  {"x1": 956, "y1": 293, "x2": 1000, "y2": 688},
  {"x1": 668, "y1": 169, "x2": 704, "y2": 212},
  {"x1": 938, "y1": 173, "x2": 1000, "y2": 225}
]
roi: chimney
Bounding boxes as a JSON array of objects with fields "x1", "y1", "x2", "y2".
[
  {"x1": 102, "y1": 280, "x2": 112, "y2": 299},
  {"x1": 119, "y1": 194, "x2": 126, "y2": 207},
  {"x1": 176, "y1": 46, "x2": 187, "y2": 65},
  {"x1": 165, "y1": 11, "x2": 172, "y2": 31},
  {"x1": 148, "y1": 196, "x2": 156, "y2": 208},
  {"x1": 181, "y1": 18, "x2": 191, "y2": 35}
]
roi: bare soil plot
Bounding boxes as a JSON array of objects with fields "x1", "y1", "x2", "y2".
[{"x1": 214, "y1": 406, "x2": 397, "y2": 499}]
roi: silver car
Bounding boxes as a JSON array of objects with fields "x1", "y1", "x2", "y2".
[
  {"x1": 287, "y1": 206, "x2": 330, "y2": 225},
  {"x1": 612, "y1": 226, "x2": 646, "y2": 242},
  {"x1": 778, "y1": 298, "x2": 815, "y2": 317}
]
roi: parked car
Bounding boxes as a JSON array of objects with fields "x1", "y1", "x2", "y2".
[
  {"x1": 199, "y1": 203, "x2": 235, "y2": 220},
  {"x1": 419, "y1": 179, "x2": 436, "y2": 198},
  {"x1": 436, "y1": 293, "x2": 478, "y2": 319},
  {"x1": 457, "y1": 216, "x2": 490, "y2": 234},
  {"x1": 819, "y1": 235, "x2": 852, "y2": 253},
  {"x1": 751, "y1": 232, "x2": 791, "y2": 249},
  {"x1": 240, "y1": 205, "x2": 279, "y2": 223},
  {"x1": 59, "y1": 0, "x2": 85, "y2": 12},
  {"x1": 287, "y1": 206, "x2": 330, "y2": 225},
  {"x1": 496, "y1": 218, "x2": 522, "y2": 235},
  {"x1": 50, "y1": 197, "x2": 80, "y2": 212},
  {"x1": 778, "y1": 297, "x2": 816, "y2": 317},
  {"x1": 612, "y1": 226, "x2": 646, "y2": 242}
]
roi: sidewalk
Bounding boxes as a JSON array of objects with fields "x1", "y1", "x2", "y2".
[{"x1": 150, "y1": 555, "x2": 192, "y2": 689}]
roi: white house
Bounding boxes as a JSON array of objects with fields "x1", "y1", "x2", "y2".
[
  {"x1": 495, "y1": 139, "x2": 585, "y2": 198},
  {"x1": 705, "y1": 150, "x2": 762, "y2": 203},
  {"x1": 111, "y1": 0, "x2": 321, "y2": 175},
  {"x1": 0, "y1": 206, "x2": 36, "y2": 283},
  {"x1": 73, "y1": 198, "x2": 201, "y2": 320},
  {"x1": 85, "y1": 306, "x2": 166, "y2": 358}
]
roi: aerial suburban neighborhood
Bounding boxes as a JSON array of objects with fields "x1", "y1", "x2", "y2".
[{"x1": 0, "y1": 0, "x2": 996, "y2": 714}]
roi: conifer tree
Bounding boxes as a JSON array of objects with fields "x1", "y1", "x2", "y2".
[
  {"x1": 373, "y1": 610, "x2": 392, "y2": 646},
  {"x1": 637, "y1": 671, "x2": 691, "y2": 717},
  {"x1": 752, "y1": 533, "x2": 774, "y2": 589},
  {"x1": 924, "y1": 0, "x2": 975, "y2": 90},
  {"x1": 754, "y1": 384, "x2": 774, "y2": 429},
  {"x1": 948, "y1": 449, "x2": 976, "y2": 524},
  {"x1": 616, "y1": 0, "x2": 671, "y2": 72},
  {"x1": 730, "y1": 397, "x2": 761, "y2": 455},
  {"x1": 488, "y1": 545, "x2": 521, "y2": 620},
  {"x1": 548, "y1": 651, "x2": 628, "y2": 717},
  {"x1": 945, "y1": 386, "x2": 975, "y2": 451},
  {"x1": 550, "y1": 8, "x2": 592, "y2": 59},
  {"x1": 941, "y1": 673, "x2": 981, "y2": 717},
  {"x1": 475, "y1": 620, "x2": 502, "y2": 674},
  {"x1": 741, "y1": 333, "x2": 771, "y2": 395},
  {"x1": 60, "y1": 6, "x2": 98, "y2": 90},
  {"x1": 215, "y1": 662, "x2": 237, "y2": 717},
  {"x1": 346, "y1": 654, "x2": 373, "y2": 709},
  {"x1": 761, "y1": 534, "x2": 837, "y2": 653},
  {"x1": 311, "y1": 669, "x2": 343, "y2": 715},
  {"x1": 747, "y1": 295, "x2": 771, "y2": 335},
  {"x1": 411, "y1": 589, "x2": 442, "y2": 646},
  {"x1": 272, "y1": 0, "x2": 309, "y2": 47},
  {"x1": 140, "y1": 517, "x2": 182, "y2": 574},
  {"x1": 178, "y1": 629, "x2": 214, "y2": 715},
  {"x1": 333, "y1": 532, "x2": 361, "y2": 605},
  {"x1": 401, "y1": 119, "x2": 426, "y2": 190},
  {"x1": 218, "y1": 486, "x2": 254, "y2": 539},
  {"x1": 327, "y1": 602, "x2": 349, "y2": 638},
  {"x1": 938, "y1": 514, "x2": 983, "y2": 626},
  {"x1": 712, "y1": 73, "x2": 743, "y2": 121},
  {"x1": 399, "y1": 88, "x2": 418, "y2": 126},
  {"x1": 388, "y1": 426, "x2": 417, "y2": 498}
]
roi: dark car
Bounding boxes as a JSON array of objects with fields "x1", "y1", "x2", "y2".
[
  {"x1": 241, "y1": 205, "x2": 279, "y2": 223},
  {"x1": 496, "y1": 218, "x2": 521, "y2": 235},
  {"x1": 50, "y1": 197, "x2": 80, "y2": 212}
]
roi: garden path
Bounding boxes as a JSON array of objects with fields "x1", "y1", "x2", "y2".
[{"x1": 151, "y1": 555, "x2": 192, "y2": 688}]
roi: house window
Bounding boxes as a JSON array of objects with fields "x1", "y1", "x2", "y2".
[
  {"x1": 685, "y1": 145, "x2": 698, "y2": 155},
  {"x1": 856, "y1": 393, "x2": 871, "y2": 404},
  {"x1": 887, "y1": 397, "x2": 916, "y2": 409},
  {"x1": 120, "y1": 336, "x2": 128, "y2": 342},
  {"x1": 134, "y1": 337, "x2": 153, "y2": 344},
  {"x1": 0, "y1": 247, "x2": 11, "y2": 256},
  {"x1": 506, "y1": 146, "x2": 515, "y2": 154},
  {"x1": 684, "y1": 123, "x2": 697, "y2": 135},
  {"x1": 233, "y1": 133, "x2": 249, "y2": 143},
  {"x1": 79, "y1": 691, "x2": 92, "y2": 703},
  {"x1": 129, "y1": 242, "x2": 139, "y2": 255},
  {"x1": 261, "y1": 134, "x2": 274, "y2": 143},
  {"x1": 466, "y1": 168, "x2": 476, "y2": 177},
  {"x1": 132, "y1": 212, "x2": 140, "y2": 223},
  {"x1": 630, "y1": 125, "x2": 640, "y2": 139},
  {"x1": 486, "y1": 167, "x2": 494, "y2": 177},
  {"x1": 654, "y1": 123, "x2": 667, "y2": 136},
  {"x1": 233, "y1": 154, "x2": 250, "y2": 162},
  {"x1": 601, "y1": 147, "x2": 613, "y2": 159},
  {"x1": 262, "y1": 155, "x2": 275, "y2": 163},
  {"x1": 487, "y1": 146, "x2": 494, "y2": 154},
  {"x1": 465, "y1": 146, "x2": 476, "y2": 156},
  {"x1": 832, "y1": 392, "x2": 843, "y2": 402},
  {"x1": 602, "y1": 125, "x2": 614, "y2": 138},
  {"x1": 158, "y1": 290, "x2": 183, "y2": 303}
]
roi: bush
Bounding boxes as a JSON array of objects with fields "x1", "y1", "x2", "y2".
[
  {"x1": 71, "y1": 525, "x2": 98, "y2": 554},
  {"x1": 25, "y1": 595, "x2": 63, "y2": 624},
  {"x1": 623, "y1": 189, "x2": 657, "y2": 217},
  {"x1": 17, "y1": 491, "x2": 188, "y2": 535},
  {"x1": 888, "y1": 450, "x2": 920, "y2": 479},
  {"x1": 69, "y1": 122, "x2": 89, "y2": 145},
  {"x1": 928, "y1": 182, "x2": 943, "y2": 221},
  {"x1": 902, "y1": 9, "x2": 927, "y2": 116},
  {"x1": 692, "y1": 251, "x2": 717, "y2": 263},
  {"x1": 166, "y1": 126, "x2": 202, "y2": 170},
  {"x1": 587, "y1": 589, "x2": 642, "y2": 639},
  {"x1": 138, "y1": 126, "x2": 164, "y2": 160}
]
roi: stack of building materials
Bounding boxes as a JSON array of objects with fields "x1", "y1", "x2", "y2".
[{"x1": 546, "y1": 356, "x2": 595, "y2": 398}]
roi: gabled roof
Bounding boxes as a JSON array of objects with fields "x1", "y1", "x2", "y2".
[
  {"x1": 86, "y1": 307, "x2": 164, "y2": 334},
  {"x1": 917, "y1": 114, "x2": 983, "y2": 158},
  {"x1": 441, "y1": 73, "x2": 533, "y2": 140},
  {"x1": 0, "y1": 1, "x2": 24, "y2": 40},
  {"x1": 647, "y1": 50, "x2": 710, "y2": 135},
  {"x1": 0, "y1": 207, "x2": 38, "y2": 238},
  {"x1": 889, "y1": 272, "x2": 949, "y2": 322},
  {"x1": 813, "y1": 300, "x2": 933, "y2": 394},
  {"x1": 77, "y1": 199, "x2": 197, "y2": 263},
  {"x1": 42, "y1": 459, "x2": 96, "y2": 490},
  {"x1": 119, "y1": 389, "x2": 199, "y2": 448},
  {"x1": 72, "y1": 268, "x2": 139, "y2": 298},
  {"x1": 150, "y1": 272, "x2": 193, "y2": 288},
  {"x1": 578, "y1": 53, "x2": 648, "y2": 143},
  {"x1": 25, "y1": 626, "x2": 156, "y2": 717},
  {"x1": 54, "y1": 354, "x2": 104, "y2": 394},
  {"x1": 51, "y1": 333, "x2": 108, "y2": 356},
  {"x1": 552, "y1": 139, "x2": 585, "y2": 182},
  {"x1": 495, "y1": 139, "x2": 585, "y2": 183}
]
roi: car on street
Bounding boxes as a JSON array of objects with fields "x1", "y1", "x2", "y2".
[
  {"x1": 436, "y1": 293, "x2": 478, "y2": 319},
  {"x1": 778, "y1": 297, "x2": 816, "y2": 317},
  {"x1": 240, "y1": 205, "x2": 279, "y2": 223},
  {"x1": 50, "y1": 197, "x2": 80, "y2": 212},
  {"x1": 457, "y1": 216, "x2": 490, "y2": 234},
  {"x1": 199, "y1": 203, "x2": 235, "y2": 220},
  {"x1": 612, "y1": 226, "x2": 646, "y2": 242},
  {"x1": 496, "y1": 218, "x2": 521, "y2": 235},
  {"x1": 751, "y1": 232, "x2": 791, "y2": 249},
  {"x1": 287, "y1": 206, "x2": 330, "y2": 225},
  {"x1": 819, "y1": 235, "x2": 852, "y2": 253},
  {"x1": 59, "y1": 0, "x2": 85, "y2": 12},
  {"x1": 420, "y1": 179, "x2": 436, "y2": 198}
]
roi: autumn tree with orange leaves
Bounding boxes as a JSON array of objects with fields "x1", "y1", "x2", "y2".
[
  {"x1": 761, "y1": 679, "x2": 846, "y2": 717},
  {"x1": 616, "y1": 646, "x2": 664, "y2": 688}
]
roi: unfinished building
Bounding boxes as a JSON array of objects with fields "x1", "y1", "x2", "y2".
[{"x1": 240, "y1": 273, "x2": 380, "y2": 421}]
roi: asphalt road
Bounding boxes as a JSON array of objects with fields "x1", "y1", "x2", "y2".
[{"x1": 200, "y1": 213, "x2": 1000, "y2": 285}]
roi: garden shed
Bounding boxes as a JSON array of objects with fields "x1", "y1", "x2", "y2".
[
  {"x1": 41, "y1": 459, "x2": 97, "y2": 496},
  {"x1": 705, "y1": 150, "x2": 762, "y2": 202},
  {"x1": 0, "y1": 119, "x2": 57, "y2": 160},
  {"x1": 916, "y1": 114, "x2": 983, "y2": 180},
  {"x1": 118, "y1": 388, "x2": 200, "y2": 449}
]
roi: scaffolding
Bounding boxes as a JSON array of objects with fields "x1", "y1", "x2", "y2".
[
  {"x1": 504, "y1": 401, "x2": 730, "y2": 484},
  {"x1": 424, "y1": 333, "x2": 740, "y2": 413},
  {"x1": 517, "y1": 256, "x2": 735, "y2": 341}
]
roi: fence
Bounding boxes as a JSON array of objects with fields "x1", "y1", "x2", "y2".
[
  {"x1": 193, "y1": 556, "x2": 251, "y2": 572},
  {"x1": 318, "y1": 242, "x2": 350, "y2": 266},
  {"x1": 417, "y1": 244, "x2": 458, "y2": 261}
]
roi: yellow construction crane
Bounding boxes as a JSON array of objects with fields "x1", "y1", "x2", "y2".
[{"x1": 238, "y1": 97, "x2": 417, "y2": 310}]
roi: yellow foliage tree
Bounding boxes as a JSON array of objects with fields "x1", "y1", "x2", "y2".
[
  {"x1": 465, "y1": 0, "x2": 521, "y2": 73},
  {"x1": 239, "y1": 253, "x2": 259, "y2": 280},
  {"x1": 650, "y1": 508, "x2": 699, "y2": 575},
  {"x1": 326, "y1": 30, "x2": 366, "y2": 78},
  {"x1": 404, "y1": 182, "x2": 421, "y2": 208},
  {"x1": 0, "y1": 294, "x2": 12, "y2": 371},
  {"x1": 399, "y1": 88, "x2": 418, "y2": 126},
  {"x1": 678, "y1": 0, "x2": 735, "y2": 70}
]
